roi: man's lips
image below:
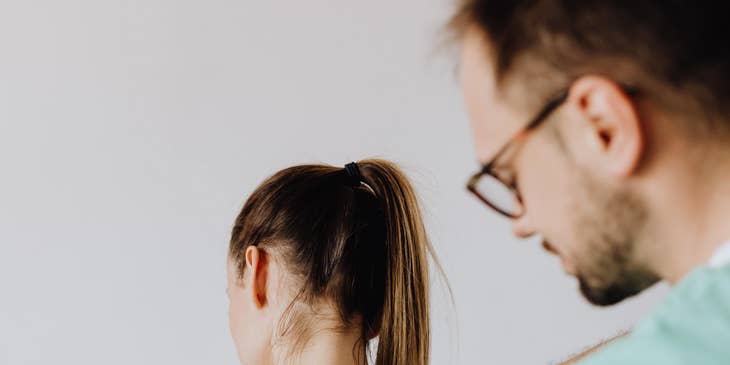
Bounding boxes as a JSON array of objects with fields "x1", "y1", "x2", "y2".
[
  {"x1": 542, "y1": 240, "x2": 559, "y2": 255},
  {"x1": 542, "y1": 240, "x2": 577, "y2": 275}
]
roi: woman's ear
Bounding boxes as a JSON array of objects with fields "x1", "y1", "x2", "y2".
[{"x1": 245, "y1": 246, "x2": 269, "y2": 308}]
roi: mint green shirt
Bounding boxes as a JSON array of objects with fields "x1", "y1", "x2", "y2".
[{"x1": 579, "y1": 262, "x2": 730, "y2": 364}]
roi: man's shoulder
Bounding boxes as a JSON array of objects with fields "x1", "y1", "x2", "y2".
[{"x1": 578, "y1": 264, "x2": 730, "y2": 365}]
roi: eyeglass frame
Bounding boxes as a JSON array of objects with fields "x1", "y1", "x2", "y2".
[{"x1": 466, "y1": 89, "x2": 570, "y2": 218}]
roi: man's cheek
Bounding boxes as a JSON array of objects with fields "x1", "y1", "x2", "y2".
[{"x1": 522, "y1": 174, "x2": 558, "y2": 217}]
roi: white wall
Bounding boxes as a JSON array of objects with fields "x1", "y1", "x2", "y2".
[{"x1": 0, "y1": 1, "x2": 667, "y2": 364}]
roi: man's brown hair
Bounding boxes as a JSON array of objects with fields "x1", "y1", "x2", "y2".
[{"x1": 450, "y1": 0, "x2": 730, "y2": 135}]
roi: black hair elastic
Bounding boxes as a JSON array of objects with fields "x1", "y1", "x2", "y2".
[{"x1": 343, "y1": 162, "x2": 363, "y2": 188}]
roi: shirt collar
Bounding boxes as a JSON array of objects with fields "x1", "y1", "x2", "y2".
[{"x1": 708, "y1": 239, "x2": 730, "y2": 268}]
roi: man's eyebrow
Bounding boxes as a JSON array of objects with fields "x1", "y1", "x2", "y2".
[
  {"x1": 492, "y1": 141, "x2": 517, "y2": 168},
  {"x1": 490, "y1": 161, "x2": 514, "y2": 182}
]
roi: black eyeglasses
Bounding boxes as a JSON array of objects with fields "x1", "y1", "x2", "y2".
[{"x1": 466, "y1": 89, "x2": 570, "y2": 218}]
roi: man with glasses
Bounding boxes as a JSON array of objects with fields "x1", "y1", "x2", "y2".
[{"x1": 451, "y1": 1, "x2": 730, "y2": 364}]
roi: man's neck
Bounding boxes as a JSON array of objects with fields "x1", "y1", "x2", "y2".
[{"x1": 643, "y1": 147, "x2": 730, "y2": 284}]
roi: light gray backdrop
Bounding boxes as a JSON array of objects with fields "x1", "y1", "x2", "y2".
[{"x1": 0, "y1": 0, "x2": 667, "y2": 364}]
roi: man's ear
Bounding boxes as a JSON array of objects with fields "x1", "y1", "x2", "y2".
[
  {"x1": 567, "y1": 76, "x2": 643, "y2": 178},
  {"x1": 245, "y1": 246, "x2": 268, "y2": 308}
]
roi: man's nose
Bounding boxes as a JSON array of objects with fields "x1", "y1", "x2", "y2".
[{"x1": 512, "y1": 214, "x2": 536, "y2": 238}]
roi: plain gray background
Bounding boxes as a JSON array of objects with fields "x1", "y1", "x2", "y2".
[{"x1": 0, "y1": 0, "x2": 668, "y2": 364}]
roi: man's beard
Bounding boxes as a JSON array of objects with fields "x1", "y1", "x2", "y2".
[{"x1": 571, "y1": 174, "x2": 659, "y2": 306}]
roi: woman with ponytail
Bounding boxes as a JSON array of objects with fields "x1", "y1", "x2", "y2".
[{"x1": 226, "y1": 159, "x2": 439, "y2": 365}]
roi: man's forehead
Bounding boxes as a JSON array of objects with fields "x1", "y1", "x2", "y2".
[{"x1": 460, "y1": 28, "x2": 528, "y2": 163}]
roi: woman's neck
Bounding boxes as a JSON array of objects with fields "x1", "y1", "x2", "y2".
[{"x1": 274, "y1": 326, "x2": 365, "y2": 365}]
